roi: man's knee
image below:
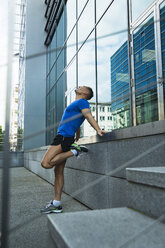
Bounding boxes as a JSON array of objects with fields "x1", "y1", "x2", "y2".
[
  {"x1": 49, "y1": 158, "x2": 58, "y2": 167},
  {"x1": 41, "y1": 159, "x2": 52, "y2": 169}
]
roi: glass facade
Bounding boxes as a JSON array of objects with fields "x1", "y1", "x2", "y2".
[
  {"x1": 45, "y1": 0, "x2": 165, "y2": 144},
  {"x1": 132, "y1": 0, "x2": 153, "y2": 22},
  {"x1": 133, "y1": 14, "x2": 158, "y2": 124},
  {"x1": 46, "y1": 9, "x2": 65, "y2": 144},
  {"x1": 111, "y1": 41, "x2": 130, "y2": 129}
]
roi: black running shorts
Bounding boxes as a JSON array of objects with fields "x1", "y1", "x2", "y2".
[{"x1": 51, "y1": 134, "x2": 75, "y2": 152}]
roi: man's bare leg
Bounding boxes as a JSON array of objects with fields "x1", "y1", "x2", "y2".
[
  {"x1": 41, "y1": 145, "x2": 74, "y2": 169},
  {"x1": 54, "y1": 160, "x2": 66, "y2": 201},
  {"x1": 41, "y1": 145, "x2": 63, "y2": 169},
  {"x1": 49, "y1": 150, "x2": 73, "y2": 167},
  {"x1": 41, "y1": 147, "x2": 74, "y2": 203}
]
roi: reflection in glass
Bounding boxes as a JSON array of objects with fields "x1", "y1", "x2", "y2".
[
  {"x1": 57, "y1": 12, "x2": 64, "y2": 80},
  {"x1": 96, "y1": 0, "x2": 113, "y2": 22},
  {"x1": 111, "y1": 42, "x2": 130, "y2": 129},
  {"x1": 49, "y1": 108, "x2": 55, "y2": 143},
  {"x1": 50, "y1": 32, "x2": 57, "y2": 69},
  {"x1": 160, "y1": 1, "x2": 165, "y2": 114},
  {"x1": 50, "y1": 87, "x2": 55, "y2": 109},
  {"x1": 78, "y1": 35, "x2": 96, "y2": 137},
  {"x1": 78, "y1": 0, "x2": 88, "y2": 17},
  {"x1": 132, "y1": 0, "x2": 153, "y2": 22},
  {"x1": 66, "y1": 0, "x2": 76, "y2": 36},
  {"x1": 56, "y1": 77, "x2": 64, "y2": 124},
  {"x1": 65, "y1": 0, "x2": 77, "y2": 108},
  {"x1": 66, "y1": 28, "x2": 76, "y2": 65},
  {"x1": 49, "y1": 33, "x2": 57, "y2": 91},
  {"x1": 57, "y1": 12, "x2": 64, "y2": 57},
  {"x1": 46, "y1": 75, "x2": 49, "y2": 94},
  {"x1": 78, "y1": 0, "x2": 94, "y2": 48},
  {"x1": 133, "y1": 14, "x2": 158, "y2": 124},
  {"x1": 46, "y1": 11, "x2": 65, "y2": 144},
  {"x1": 50, "y1": 66, "x2": 56, "y2": 90},
  {"x1": 46, "y1": 94, "x2": 50, "y2": 144},
  {"x1": 97, "y1": 0, "x2": 129, "y2": 130},
  {"x1": 65, "y1": 60, "x2": 76, "y2": 106}
]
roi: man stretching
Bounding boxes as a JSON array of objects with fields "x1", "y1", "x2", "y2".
[{"x1": 41, "y1": 86, "x2": 106, "y2": 213}]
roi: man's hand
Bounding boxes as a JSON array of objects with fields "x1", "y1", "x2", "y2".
[{"x1": 97, "y1": 130, "x2": 109, "y2": 136}]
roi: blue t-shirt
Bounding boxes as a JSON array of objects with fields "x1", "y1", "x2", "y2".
[{"x1": 57, "y1": 99, "x2": 90, "y2": 137}]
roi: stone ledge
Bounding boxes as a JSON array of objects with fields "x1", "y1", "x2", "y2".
[
  {"x1": 48, "y1": 207, "x2": 165, "y2": 248},
  {"x1": 126, "y1": 167, "x2": 165, "y2": 189},
  {"x1": 24, "y1": 120, "x2": 165, "y2": 151}
]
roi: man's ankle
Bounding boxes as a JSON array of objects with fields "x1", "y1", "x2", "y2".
[
  {"x1": 53, "y1": 199, "x2": 61, "y2": 207},
  {"x1": 71, "y1": 149, "x2": 78, "y2": 156}
]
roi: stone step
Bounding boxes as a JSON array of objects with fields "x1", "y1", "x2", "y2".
[
  {"x1": 48, "y1": 207, "x2": 165, "y2": 248},
  {"x1": 126, "y1": 167, "x2": 165, "y2": 188},
  {"x1": 126, "y1": 167, "x2": 165, "y2": 218}
]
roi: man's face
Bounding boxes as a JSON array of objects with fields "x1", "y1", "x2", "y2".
[{"x1": 75, "y1": 86, "x2": 89, "y2": 96}]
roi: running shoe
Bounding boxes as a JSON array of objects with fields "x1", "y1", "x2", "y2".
[
  {"x1": 70, "y1": 143, "x2": 88, "y2": 156},
  {"x1": 40, "y1": 201, "x2": 63, "y2": 214}
]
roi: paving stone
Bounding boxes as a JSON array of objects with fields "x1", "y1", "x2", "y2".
[{"x1": 1, "y1": 167, "x2": 89, "y2": 248}]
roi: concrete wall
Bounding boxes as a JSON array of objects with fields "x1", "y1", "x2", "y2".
[
  {"x1": 24, "y1": 121, "x2": 165, "y2": 210},
  {"x1": 0, "y1": 152, "x2": 24, "y2": 168},
  {"x1": 24, "y1": 0, "x2": 47, "y2": 150}
]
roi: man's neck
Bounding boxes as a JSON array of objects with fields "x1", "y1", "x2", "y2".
[{"x1": 75, "y1": 95, "x2": 86, "y2": 100}]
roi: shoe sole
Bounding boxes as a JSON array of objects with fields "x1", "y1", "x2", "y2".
[
  {"x1": 40, "y1": 209, "x2": 63, "y2": 214},
  {"x1": 80, "y1": 146, "x2": 88, "y2": 152},
  {"x1": 52, "y1": 209, "x2": 63, "y2": 213}
]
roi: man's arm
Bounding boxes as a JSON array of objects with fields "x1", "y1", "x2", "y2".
[{"x1": 81, "y1": 108, "x2": 107, "y2": 136}]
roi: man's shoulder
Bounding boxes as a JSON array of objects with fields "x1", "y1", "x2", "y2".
[
  {"x1": 69, "y1": 98, "x2": 89, "y2": 109},
  {"x1": 77, "y1": 98, "x2": 88, "y2": 103}
]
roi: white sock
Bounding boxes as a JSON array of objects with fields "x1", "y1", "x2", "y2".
[
  {"x1": 53, "y1": 200, "x2": 61, "y2": 207},
  {"x1": 71, "y1": 149, "x2": 78, "y2": 156}
]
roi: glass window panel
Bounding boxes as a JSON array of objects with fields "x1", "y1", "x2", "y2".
[
  {"x1": 47, "y1": 45, "x2": 51, "y2": 76},
  {"x1": 57, "y1": 51, "x2": 64, "y2": 79},
  {"x1": 133, "y1": 14, "x2": 158, "y2": 124},
  {"x1": 66, "y1": 0, "x2": 76, "y2": 36},
  {"x1": 97, "y1": 0, "x2": 129, "y2": 130},
  {"x1": 50, "y1": 87, "x2": 55, "y2": 110},
  {"x1": 46, "y1": 127, "x2": 50, "y2": 145},
  {"x1": 50, "y1": 108, "x2": 55, "y2": 143},
  {"x1": 46, "y1": 93, "x2": 50, "y2": 117},
  {"x1": 65, "y1": 59, "x2": 76, "y2": 106},
  {"x1": 57, "y1": 12, "x2": 64, "y2": 57},
  {"x1": 78, "y1": 0, "x2": 88, "y2": 17},
  {"x1": 78, "y1": 0, "x2": 94, "y2": 48},
  {"x1": 46, "y1": 109, "x2": 51, "y2": 144},
  {"x1": 49, "y1": 32, "x2": 57, "y2": 90},
  {"x1": 46, "y1": 75, "x2": 49, "y2": 94},
  {"x1": 78, "y1": 35, "x2": 96, "y2": 137},
  {"x1": 96, "y1": 0, "x2": 113, "y2": 22},
  {"x1": 46, "y1": 47, "x2": 49, "y2": 76},
  {"x1": 50, "y1": 32, "x2": 57, "y2": 71},
  {"x1": 56, "y1": 77, "x2": 64, "y2": 123},
  {"x1": 49, "y1": 66, "x2": 56, "y2": 89},
  {"x1": 56, "y1": 12, "x2": 65, "y2": 81},
  {"x1": 160, "y1": 1, "x2": 165, "y2": 115},
  {"x1": 67, "y1": 28, "x2": 76, "y2": 65},
  {"x1": 132, "y1": 0, "x2": 153, "y2": 22}
]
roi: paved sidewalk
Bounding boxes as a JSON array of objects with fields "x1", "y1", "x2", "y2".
[{"x1": 2, "y1": 167, "x2": 89, "y2": 248}]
